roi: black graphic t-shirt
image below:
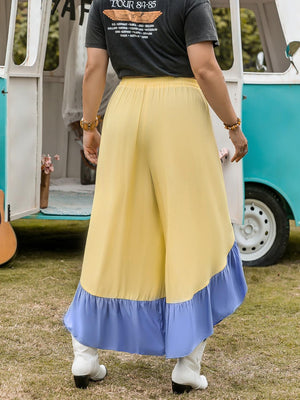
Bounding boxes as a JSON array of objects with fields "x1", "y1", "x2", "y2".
[{"x1": 86, "y1": 0, "x2": 219, "y2": 78}]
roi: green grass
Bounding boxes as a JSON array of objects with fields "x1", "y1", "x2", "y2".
[{"x1": 0, "y1": 220, "x2": 299, "y2": 400}]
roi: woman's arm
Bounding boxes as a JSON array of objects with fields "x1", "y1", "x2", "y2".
[
  {"x1": 187, "y1": 42, "x2": 248, "y2": 162},
  {"x1": 82, "y1": 48, "x2": 109, "y2": 164}
]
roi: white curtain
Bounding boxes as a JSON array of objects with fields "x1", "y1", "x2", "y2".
[{"x1": 62, "y1": 10, "x2": 120, "y2": 126}]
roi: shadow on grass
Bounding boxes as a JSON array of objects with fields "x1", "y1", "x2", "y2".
[
  {"x1": 10, "y1": 219, "x2": 89, "y2": 261},
  {"x1": 283, "y1": 223, "x2": 300, "y2": 264},
  {"x1": 10, "y1": 219, "x2": 300, "y2": 264}
]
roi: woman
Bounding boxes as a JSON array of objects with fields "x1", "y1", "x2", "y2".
[{"x1": 64, "y1": 0, "x2": 248, "y2": 394}]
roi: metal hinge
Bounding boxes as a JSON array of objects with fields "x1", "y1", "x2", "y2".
[{"x1": 7, "y1": 204, "x2": 11, "y2": 221}]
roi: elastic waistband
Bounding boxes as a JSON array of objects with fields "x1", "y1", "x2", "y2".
[{"x1": 120, "y1": 76, "x2": 199, "y2": 89}]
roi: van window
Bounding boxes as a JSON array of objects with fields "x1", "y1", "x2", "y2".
[
  {"x1": 0, "y1": 2, "x2": 12, "y2": 66},
  {"x1": 212, "y1": 6, "x2": 268, "y2": 72},
  {"x1": 212, "y1": 7, "x2": 234, "y2": 71},
  {"x1": 241, "y1": 2, "x2": 289, "y2": 73},
  {"x1": 213, "y1": 2, "x2": 289, "y2": 73},
  {"x1": 240, "y1": 8, "x2": 263, "y2": 72},
  {"x1": 13, "y1": 0, "x2": 28, "y2": 65},
  {"x1": 44, "y1": 10, "x2": 60, "y2": 71}
]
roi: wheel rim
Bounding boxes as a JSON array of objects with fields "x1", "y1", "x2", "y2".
[{"x1": 234, "y1": 198, "x2": 277, "y2": 262}]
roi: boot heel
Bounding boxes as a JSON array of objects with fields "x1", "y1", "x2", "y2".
[
  {"x1": 74, "y1": 375, "x2": 90, "y2": 389},
  {"x1": 172, "y1": 381, "x2": 192, "y2": 394}
]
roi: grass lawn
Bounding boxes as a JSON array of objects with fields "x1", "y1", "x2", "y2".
[{"x1": 0, "y1": 220, "x2": 299, "y2": 400}]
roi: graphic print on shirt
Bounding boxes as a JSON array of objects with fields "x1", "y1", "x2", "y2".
[{"x1": 104, "y1": 1, "x2": 162, "y2": 39}]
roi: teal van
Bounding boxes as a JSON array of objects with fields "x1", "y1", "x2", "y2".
[
  {"x1": 227, "y1": 0, "x2": 300, "y2": 266},
  {"x1": 0, "y1": 0, "x2": 299, "y2": 266}
]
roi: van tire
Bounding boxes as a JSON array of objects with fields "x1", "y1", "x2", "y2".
[{"x1": 234, "y1": 184, "x2": 290, "y2": 266}]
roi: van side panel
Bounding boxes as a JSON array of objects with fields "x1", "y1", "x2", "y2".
[
  {"x1": 242, "y1": 83, "x2": 300, "y2": 225},
  {"x1": 0, "y1": 78, "x2": 7, "y2": 193}
]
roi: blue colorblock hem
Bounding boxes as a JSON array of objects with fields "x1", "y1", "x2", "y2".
[{"x1": 64, "y1": 242, "x2": 247, "y2": 358}]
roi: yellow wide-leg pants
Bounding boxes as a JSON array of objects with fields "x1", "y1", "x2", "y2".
[{"x1": 65, "y1": 77, "x2": 247, "y2": 358}]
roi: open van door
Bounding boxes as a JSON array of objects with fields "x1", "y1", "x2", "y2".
[
  {"x1": 211, "y1": 0, "x2": 244, "y2": 224},
  {"x1": 0, "y1": 0, "x2": 52, "y2": 221}
]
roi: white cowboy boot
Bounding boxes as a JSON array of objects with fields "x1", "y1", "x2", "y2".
[
  {"x1": 171, "y1": 340, "x2": 208, "y2": 394},
  {"x1": 71, "y1": 336, "x2": 107, "y2": 389}
]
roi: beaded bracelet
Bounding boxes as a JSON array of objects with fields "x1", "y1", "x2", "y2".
[
  {"x1": 224, "y1": 117, "x2": 241, "y2": 131},
  {"x1": 80, "y1": 116, "x2": 99, "y2": 131},
  {"x1": 80, "y1": 115, "x2": 104, "y2": 131}
]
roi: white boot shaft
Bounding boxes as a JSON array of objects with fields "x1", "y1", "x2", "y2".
[
  {"x1": 179, "y1": 340, "x2": 206, "y2": 374},
  {"x1": 72, "y1": 336, "x2": 106, "y2": 380},
  {"x1": 172, "y1": 340, "x2": 208, "y2": 390}
]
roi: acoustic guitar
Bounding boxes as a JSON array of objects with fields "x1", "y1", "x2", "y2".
[{"x1": 0, "y1": 189, "x2": 17, "y2": 266}]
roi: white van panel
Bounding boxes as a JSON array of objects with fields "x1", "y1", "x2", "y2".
[{"x1": 6, "y1": 77, "x2": 41, "y2": 219}]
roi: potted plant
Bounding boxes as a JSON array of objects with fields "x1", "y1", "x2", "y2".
[{"x1": 40, "y1": 154, "x2": 60, "y2": 208}]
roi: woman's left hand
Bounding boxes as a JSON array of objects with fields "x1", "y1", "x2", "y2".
[
  {"x1": 83, "y1": 128, "x2": 101, "y2": 165},
  {"x1": 229, "y1": 126, "x2": 248, "y2": 162}
]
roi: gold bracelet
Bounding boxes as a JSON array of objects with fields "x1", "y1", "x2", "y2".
[
  {"x1": 224, "y1": 118, "x2": 241, "y2": 131},
  {"x1": 80, "y1": 115, "x2": 102, "y2": 131}
]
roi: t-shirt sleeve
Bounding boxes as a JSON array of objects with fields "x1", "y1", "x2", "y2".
[
  {"x1": 85, "y1": 0, "x2": 107, "y2": 49},
  {"x1": 184, "y1": 0, "x2": 219, "y2": 47}
]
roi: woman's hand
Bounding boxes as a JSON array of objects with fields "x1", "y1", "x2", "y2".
[
  {"x1": 83, "y1": 128, "x2": 101, "y2": 165},
  {"x1": 229, "y1": 126, "x2": 248, "y2": 162}
]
